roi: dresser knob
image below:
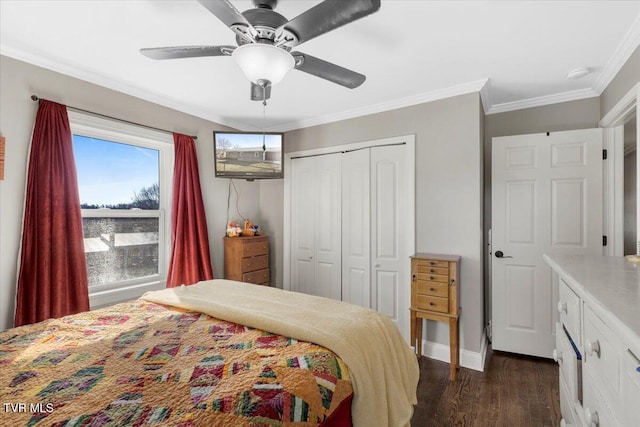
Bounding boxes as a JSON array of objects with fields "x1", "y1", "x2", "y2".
[
  {"x1": 429, "y1": 302, "x2": 435, "y2": 306},
  {"x1": 585, "y1": 340, "x2": 600, "y2": 358},
  {"x1": 557, "y1": 301, "x2": 567, "y2": 314},
  {"x1": 584, "y1": 407, "x2": 599, "y2": 426},
  {"x1": 430, "y1": 276, "x2": 434, "y2": 280},
  {"x1": 552, "y1": 349, "x2": 563, "y2": 365},
  {"x1": 430, "y1": 269, "x2": 435, "y2": 273},
  {"x1": 412, "y1": 274, "x2": 417, "y2": 281},
  {"x1": 429, "y1": 287, "x2": 435, "y2": 292},
  {"x1": 429, "y1": 261, "x2": 435, "y2": 266}
]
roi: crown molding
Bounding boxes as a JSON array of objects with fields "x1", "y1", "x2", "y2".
[
  {"x1": 486, "y1": 87, "x2": 599, "y2": 115},
  {"x1": 0, "y1": 42, "x2": 250, "y2": 131},
  {"x1": 599, "y1": 82, "x2": 638, "y2": 127},
  {"x1": 267, "y1": 79, "x2": 489, "y2": 132},
  {"x1": 593, "y1": 14, "x2": 640, "y2": 94},
  {"x1": 479, "y1": 79, "x2": 492, "y2": 114}
]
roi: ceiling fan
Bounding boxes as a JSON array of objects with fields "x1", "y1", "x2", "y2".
[{"x1": 140, "y1": 0, "x2": 380, "y2": 101}]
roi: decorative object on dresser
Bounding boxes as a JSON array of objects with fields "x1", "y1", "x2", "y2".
[
  {"x1": 224, "y1": 236, "x2": 270, "y2": 285},
  {"x1": 546, "y1": 254, "x2": 640, "y2": 427},
  {"x1": 410, "y1": 253, "x2": 461, "y2": 381}
]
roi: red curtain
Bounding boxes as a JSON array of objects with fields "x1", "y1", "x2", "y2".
[
  {"x1": 166, "y1": 133, "x2": 213, "y2": 287},
  {"x1": 15, "y1": 100, "x2": 90, "y2": 327}
]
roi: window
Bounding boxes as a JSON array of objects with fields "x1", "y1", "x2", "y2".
[{"x1": 69, "y1": 111, "x2": 173, "y2": 296}]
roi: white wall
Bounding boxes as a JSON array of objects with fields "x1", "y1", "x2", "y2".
[
  {"x1": 270, "y1": 93, "x2": 485, "y2": 355},
  {"x1": 0, "y1": 56, "x2": 260, "y2": 332}
]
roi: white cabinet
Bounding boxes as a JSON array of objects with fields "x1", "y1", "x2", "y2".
[{"x1": 546, "y1": 254, "x2": 640, "y2": 427}]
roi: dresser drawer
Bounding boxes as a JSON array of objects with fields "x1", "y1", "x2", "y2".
[
  {"x1": 583, "y1": 368, "x2": 620, "y2": 427},
  {"x1": 416, "y1": 272, "x2": 448, "y2": 283},
  {"x1": 243, "y1": 240, "x2": 269, "y2": 257},
  {"x1": 415, "y1": 295, "x2": 449, "y2": 313},
  {"x1": 241, "y1": 254, "x2": 269, "y2": 273},
  {"x1": 556, "y1": 322, "x2": 580, "y2": 405},
  {"x1": 559, "y1": 374, "x2": 578, "y2": 427},
  {"x1": 583, "y1": 305, "x2": 622, "y2": 416},
  {"x1": 415, "y1": 259, "x2": 449, "y2": 269},
  {"x1": 242, "y1": 268, "x2": 270, "y2": 285},
  {"x1": 623, "y1": 349, "x2": 640, "y2": 426},
  {"x1": 415, "y1": 281, "x2": 448, "y2": 298},
  {"x1": 415, "y1": 264, "x2": 448, "y2": 276},
  {"x1": 558, "y1": 278, "x2": 581, "y2": 349}
]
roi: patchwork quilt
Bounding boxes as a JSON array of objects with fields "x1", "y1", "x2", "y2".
[{"x1": 0, "y1": 301, "x2": 353, "y2": 426}]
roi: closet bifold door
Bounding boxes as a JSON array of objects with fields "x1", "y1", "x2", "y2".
[
  {"x1": 341, "y1": 149, "x2": 371, "y2": 308},
  {"x1": 290, "y1": 153, "x2": 342, "y2": 300},
  {"x1": 370, "y1": 144, "x2": 410, "y2": 339}
]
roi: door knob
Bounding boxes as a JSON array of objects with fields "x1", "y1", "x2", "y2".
[{"x1": 494, "y1": 250, "x2": 513, "y2": 259}]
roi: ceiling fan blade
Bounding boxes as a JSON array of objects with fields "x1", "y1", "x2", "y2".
[
  {"x1": 292, "y1": 52, "x2": 365, "y2": 89},
  {"x1": 251, "y1": 83, "x2": 272, "y2": 101},
  {"x1": 278, "y1": 0, "x2": 380, "y2": 47},
  {"x1": 140, "y1": 45, "x2": 235, "y2": 60},
  {"x1": 197, "y1": 0, "x2": 257, "y2": 42}
]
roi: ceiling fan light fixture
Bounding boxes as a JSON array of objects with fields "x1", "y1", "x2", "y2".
[{"x1": 232, "y1": 43, "x2": 295, "y2": 86}]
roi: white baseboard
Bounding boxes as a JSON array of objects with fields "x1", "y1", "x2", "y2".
[{"x1": 420, "y1": 331, "x2": 488, "y2": 372}]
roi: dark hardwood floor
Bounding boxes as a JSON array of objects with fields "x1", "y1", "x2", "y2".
[{"x1": 411, "y1": 349, "x2": 561, "y2": 427}]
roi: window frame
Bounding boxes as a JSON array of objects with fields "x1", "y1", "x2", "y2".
[{"x1": 68, "y1": 111, "x2": 174, "y2": 300}]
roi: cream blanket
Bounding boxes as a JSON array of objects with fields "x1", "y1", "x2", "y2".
[{"x1": 141, "y1": 279, "x2": 419, "y2": 427}]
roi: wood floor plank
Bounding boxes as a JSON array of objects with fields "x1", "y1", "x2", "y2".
[{"x1": 411, "y1": 349, "x2": 560, "y2": 426}]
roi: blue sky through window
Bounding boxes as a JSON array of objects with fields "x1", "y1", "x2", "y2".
[{"x1": 73, "y1": 135, "x2": 159, "y2": 206}]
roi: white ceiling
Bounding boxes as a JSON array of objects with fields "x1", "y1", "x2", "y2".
[{"x1": 1, "y1": 1, "x2": 639, "y2": 131}]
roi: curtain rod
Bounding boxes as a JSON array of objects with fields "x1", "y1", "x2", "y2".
[{"x1": 30, "y1": 95, "x2": 198, "y2": 140}]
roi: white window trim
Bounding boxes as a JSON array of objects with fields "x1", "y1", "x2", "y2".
[{"x1": 68, "y1": 111, "x2": 174, "y2": 304}]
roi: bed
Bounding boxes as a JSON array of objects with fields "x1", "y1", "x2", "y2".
[{"x1": 0, "y1": 279, "x2": 419, "y2": 426}]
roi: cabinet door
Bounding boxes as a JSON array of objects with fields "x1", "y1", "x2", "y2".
[{"x1": 342, "y1": 149, "x2": 371, "y2": 308}]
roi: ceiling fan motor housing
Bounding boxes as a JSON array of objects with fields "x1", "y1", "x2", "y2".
[{"x1": 238, "y1": 7, "x2": 288, "y2": 46}]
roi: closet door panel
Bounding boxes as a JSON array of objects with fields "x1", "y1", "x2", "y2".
[
  {"x1": 342, "y1": 150, "x2": 371, "y2": 308},
  {"x1": 371, "y1": 145, "x2": 409, "y2": 339},
  {"x1": 314, "y1": 153, "x2": 342, "y2": 300},
  {"x1": 290, "y1": 157, "x2": 316, "y2": 293}
]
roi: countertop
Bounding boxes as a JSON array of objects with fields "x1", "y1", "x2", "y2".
[{"x1": 543, "y1": 254, "x2": 640, "y2": 354}]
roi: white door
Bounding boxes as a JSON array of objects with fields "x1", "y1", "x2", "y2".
[
  {"x1": 492, "y1": 129, "x2": 603, "y2": 358},
  {"x1": 290, "y1": 154, "x2": 342, "y2": 300},
  {"x1": 290, "y1": 156, "x2": 316, "y2": 295},
  {"x1": 342, "y1": 149, "x2": 371, "y2": 308},
  {"x1": 371, "y1": 145, "x2": 410, "y2": 340},
  {"x1": 314, "y1": 154, "x2": 342, "y2": 300}
]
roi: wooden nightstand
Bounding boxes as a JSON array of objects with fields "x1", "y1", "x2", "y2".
[
  {"x1": 224, "y1": 236, "x2": 270, "y2": 285},
  {"x1": 410, "y1": 253, "x2": 461, "y2": 381}
]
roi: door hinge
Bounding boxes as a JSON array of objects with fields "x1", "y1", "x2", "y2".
[
  {"x1": 603, "y1": 235, "x2": 608, "y2": 246},
  {"x1": 603, "y1": 149, "x2": 608, "y2": 160}
]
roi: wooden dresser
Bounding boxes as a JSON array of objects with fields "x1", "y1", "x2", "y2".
[
  {"x1": 224, "y1": 236, "x2": 270, "y2": 286},
  {"x1": 410, "y1": 253, "x2": 461, "y2": 381}
]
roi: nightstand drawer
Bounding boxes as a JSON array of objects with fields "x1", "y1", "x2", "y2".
[
  {"x1": 241, "y1": 254, "x2": 268, "y2": 273},
  {"x1": 243, "y1": 240, "x2": 269, "y2": 257},
  {"x1": 415, "y1": 295, "x2": 449, "y2": 313},
  {"x1": 415, "y1": 265, "x2": 449, "y2": 276},
  {"x1": 242, "y1": 269, "x2": 270, "y2": 285},
  {"x1": 416, "y1": 259, "x2": 449, "y2": 268},
  {"x1": 416, "y1": 272, "x2": 448, "y2": 283},
  {"x1": 416, "y1": 281, "x2": 448, "y2": 298}
]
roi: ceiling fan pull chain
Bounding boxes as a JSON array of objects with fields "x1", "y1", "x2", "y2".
[{"x1": 262, "y1": 90, "x2": 267, "y2": 151}]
